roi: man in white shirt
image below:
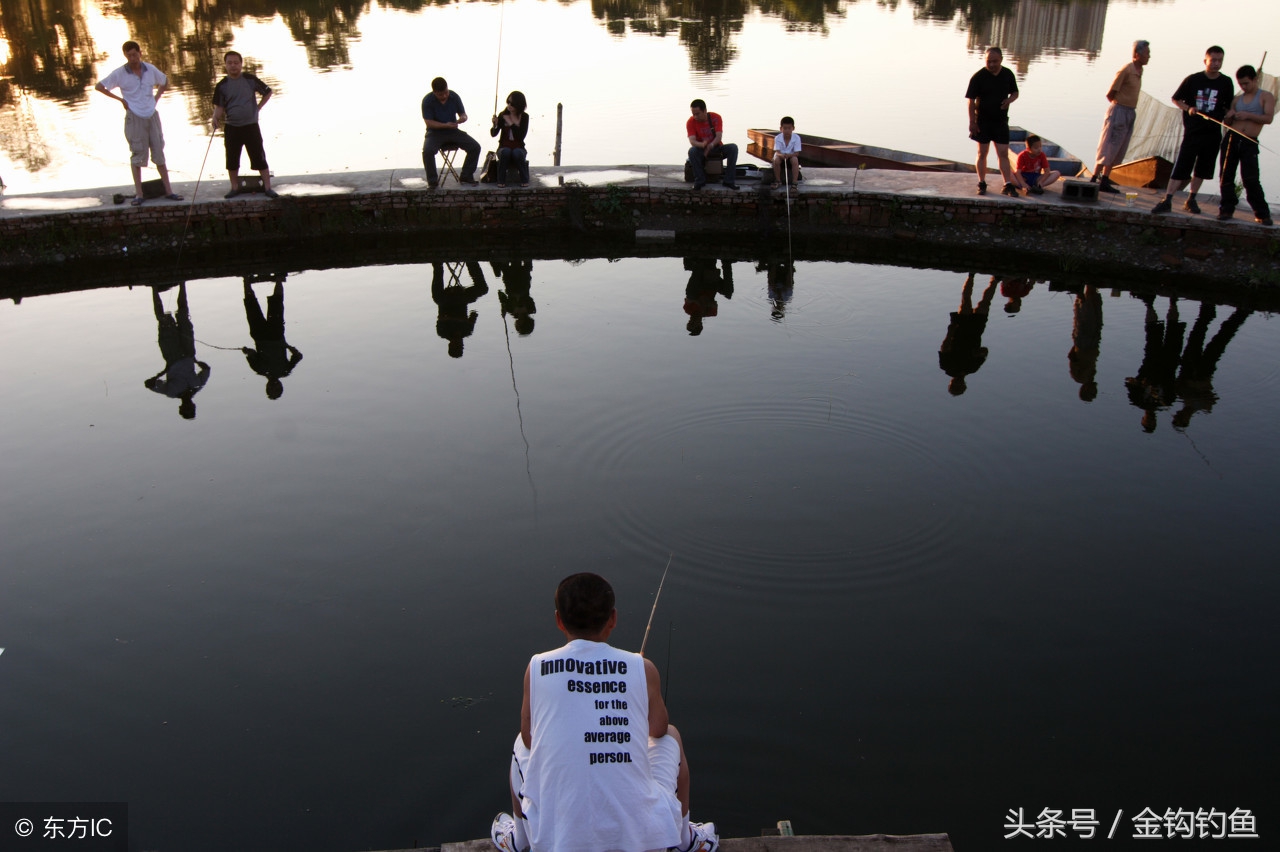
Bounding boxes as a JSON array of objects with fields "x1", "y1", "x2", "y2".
[
  {"x1": 95, "y1": 40, "x2": 182, "y2": 205},
  {"x1": 492, "y1": 573, "x2": 719, "y2": 852}
]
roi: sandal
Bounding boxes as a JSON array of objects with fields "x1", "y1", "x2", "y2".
[
  {"x1": 165, "y1": 193, "x2": 183, "y2": 201},
  {"x1": 130, "y1": 196, "x2": 144, "y2": 206},
  {"x1": 498, "y1": 183, "x2": 507, "y2": 188},
  {"x1": 520, "y1": 182, "x2": 529, "y2": 188}
]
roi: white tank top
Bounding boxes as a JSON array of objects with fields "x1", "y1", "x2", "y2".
[{"x1": 523, "y1": 639, "x2": 682, "y2": 852}]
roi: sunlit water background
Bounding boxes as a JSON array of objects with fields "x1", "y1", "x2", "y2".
[
  {"x1": 3, "y1": 0, "x2": 1280, "y2": 850},
  {"x1": 2, "y1": 257, "x2": 1278, "y2": 850}
]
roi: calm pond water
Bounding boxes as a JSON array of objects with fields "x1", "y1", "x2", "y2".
[
  {"x1": 1, "y1": 256, "x2": 1277, "y2": 850},
  {"x1": 1, "y1": 0, "x2": 1278, "y2": 199}
]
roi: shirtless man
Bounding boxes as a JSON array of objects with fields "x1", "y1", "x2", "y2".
[
  {"x1": 1092, "y1": 40, "x2": 1150, "y2": 193},
  {"x1": 1217, "y1": 65, "x2": 1274, "y2": 226},
  {"x1": 492, "y1": 573, "x2": 718, "y2": 852}
]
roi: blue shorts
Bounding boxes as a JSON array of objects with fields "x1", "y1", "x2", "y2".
[{"x1": 1020, "y1": 171, "x2": 1040, "y2": 187}]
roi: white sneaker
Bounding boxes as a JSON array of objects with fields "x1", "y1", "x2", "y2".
[
  {"x1": 491, "y1": 812, "x2": 520, "y2": 852},
  {"x1": 682, "y1": 821, "x2": 720, "y2": 852}
]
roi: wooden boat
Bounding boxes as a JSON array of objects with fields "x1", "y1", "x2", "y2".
[
  {"x1": 1005, "y1": 127, "x2": 1084, "y2": 178},
  {"x1": 1096, "y1": 156, "x2": 1174, "y2": 189},
  {"x1": 746, "y1": 128, "x2": 974, "y2": 172}
]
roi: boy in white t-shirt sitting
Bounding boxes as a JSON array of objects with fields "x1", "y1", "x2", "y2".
[
  {"x1": 492, "y1": 573, "x2": 718, "y2": 852},
  {"x1": 772, "y1": 116, "x2": 802, "y2": 190}
]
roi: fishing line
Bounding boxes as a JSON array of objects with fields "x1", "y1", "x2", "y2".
[
  {"x1": 639, "y1": 554, "x2": 673, "y2": 656},
  {"x1": 783, "y1": 161, "x2": 793, "y2": 264},
  {"x1": 175, "y1": 126, "x2": 217, "y2": 271},
  {"x1": 195, "y1": 338, "x2": 244, "y2": 351},
  {"x1": 501, "y1": 305, "x2": 539, "y2": 525}
]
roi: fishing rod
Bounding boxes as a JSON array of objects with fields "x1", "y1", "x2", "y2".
[
  {"x1": 492, "y1": 0, "x2": 506, "y2": 118},
  {"x1": 639, "y1": 554, "x2": 673, "y2": 656},
  {"x1": 175, "y1": 125, "x2": 217, "y2": 271}
]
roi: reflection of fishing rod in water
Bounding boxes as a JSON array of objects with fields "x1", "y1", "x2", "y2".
[{"x1": 500, "y1": 301, "x2": 539, "y2": 526}]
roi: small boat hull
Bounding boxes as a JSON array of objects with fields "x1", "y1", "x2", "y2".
[
  {"x1": 1104, "y1": 156, "x2": 1174, "y2": 189},
  {"x1": 746, "y1": 128, "x2": 974, "y2": 173}
]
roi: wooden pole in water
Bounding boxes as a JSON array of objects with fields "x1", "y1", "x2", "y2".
[{"x1": 554, "y1": 103, "x2": 563, "y2": 166}]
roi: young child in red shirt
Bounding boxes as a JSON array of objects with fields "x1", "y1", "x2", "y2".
[{"x1": 1015, "y1": 135, "x2": 1061, "y2": 195}]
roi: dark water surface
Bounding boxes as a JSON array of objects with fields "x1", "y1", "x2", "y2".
[{"x1": 1, "y1": 258, "x2": 1277, "y2": 850}]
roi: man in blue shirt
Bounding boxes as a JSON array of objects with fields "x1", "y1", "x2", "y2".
[{"x1": 422, "y1": 77, "x2": 482, "y2": 188}]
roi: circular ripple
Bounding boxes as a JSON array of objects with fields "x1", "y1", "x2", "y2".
[{"x1": 563, "y1": 394, "x2": 985, "y2": 600}]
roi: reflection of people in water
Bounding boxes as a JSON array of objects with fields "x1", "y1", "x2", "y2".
[
  {"x1": 757, "y1": 258, "x2": 794, "y2": 321},
  {"x1": 1125, "y1": 295, "x2": 1186, "y2": 432},
  {"x1": 1001, "y1": 278, "x2": 1033, "y2": 314},
  {"x1": 242, "y1": 276, "x2": 302, "y2": 400},
  {"x1": 144, "y1": 283, "x2": 210, "y2": 420},
  {"x1": 683, "y1": 257, "x2": 734, "y2": 336},
  {"x1": 432, "y1": 261, "x2": 490, "y2": 358},
  {"x1": 939, "y1": 272, "x2": 998, "y2": 396},
  {"x1": 1068, "y1": 285, "x2": 1103, "y2": 402},
  {"x1": 1172, "y1": 302, "x2": 1251, "y2": 430},
  {"x1": 493, "y1": 259, "x2": 536, "y2": 336}
]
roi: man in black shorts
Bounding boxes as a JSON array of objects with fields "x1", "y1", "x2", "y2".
[
  {"x1": 966, "y1": 46, "x2": 1020, "y2": 197},
  {"x1": 1151, "y1": 46, "x2": 1233, "y2": 215},
  {"x1": 213, "y1": 50, "x2": 277, "y2": 199}
]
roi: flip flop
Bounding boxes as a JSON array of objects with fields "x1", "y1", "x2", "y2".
[
  {"x1": 165, "y1": 193, "x2": 183, "y2": 201},
  {"x1": 130, "y1": 197, "x2": 144, "y2": 206}
]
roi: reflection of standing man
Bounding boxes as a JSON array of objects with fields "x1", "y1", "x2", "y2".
[
  {"x1": 95, "y1": 40, "x2": 182, "y2": 206},
  {"x1": 432, "y1": 262, "x2": 490, "y2": 358},
  {"x1": 1172, "y1": 303, "x2": 1251, "y2": 429},
  {"x1": 1067, "y1": 285, "x2": 1103, "y2": 402},
  {"x1": 966, "y1": 47, "x2": 1020, "y2": 197},
  {"x1": 1091, "y1": 40, "x2": 1150, "y2": 194},
  {"x1": 242, "y1": 277, "x2": 302, "y2": 399},
  {"x1": 939, "y1": 272, "x2": 998, "y2": 396},
  {"x1": 1217, "y1": 65, "x2": 1274, "y2": 226},
  {"x1": 1125, "y1": 296, "x2": 1186, "y2": 432},
  {"x1": 144, "y1": 284, "x2": 210, "y2": 420},
  {"x1": 1151, "y1": 46, "x2": 1233, "y2": 215}
]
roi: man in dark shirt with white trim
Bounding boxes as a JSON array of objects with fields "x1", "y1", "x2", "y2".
[
  {"x1": 1151, "y1": 46, "x2": 1233, "y2": 216},
  {"x1": 422, "y1": 77, "x2": 481, "y2": 188}
]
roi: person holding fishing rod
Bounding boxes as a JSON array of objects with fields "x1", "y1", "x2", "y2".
[
  {"x1": 1151, "y1": 46, "x2": 1234, "y2": 216},
  {"x1": 1217, "y1": 64, "x2": 1274, "y2": 227},
  {"x1": 492, "y1": 572, "x2": 719, "y2": 852},
  {"x1": 491, "y1": 91, "x2": 530, "y2": 188},
  {"x1": 213, "y1": 51, "x2": 278, "y2": 200}
]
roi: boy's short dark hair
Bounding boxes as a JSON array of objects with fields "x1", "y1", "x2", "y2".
[
  {"x1": 556, "y1": 573, "x2": 615, "y2": 633},
  {"x1": 1026, "y1": 134, "x2": 1041, "y2": 147},
  {"x1": 1237, "y1": 65, "x2": 1258, "y2": 80},
  {"x1": 781, "y1": 116, "x2": 794, "y2": 126},
  {"x1": 432, "y1": 77, "x2": 448, "y2": 93},
  {"x1": 123, "y1": 40, "x2": 141, "y2": 53},
  {"x1": 690, "y1": 98, "x2": 707, "y2": 111},
  {"x1": 224, "y1": 50, "x2": 242, "y2": 62},
  {"x1": 1206, "y1": 45, "x2": 1224, "y2": 57}
]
